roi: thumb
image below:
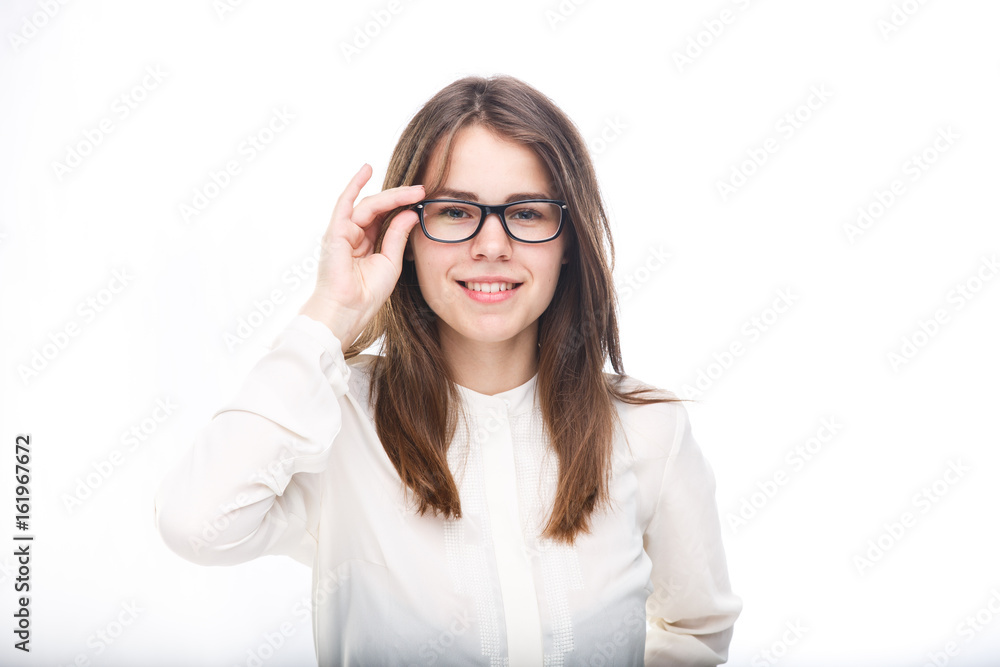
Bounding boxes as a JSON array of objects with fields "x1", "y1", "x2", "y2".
[{"x1": 379, "y1": 210, "x2": 420, "y2": 271}]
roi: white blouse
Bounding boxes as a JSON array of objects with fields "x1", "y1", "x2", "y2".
[{"x1": 154, "y1": 314, "x2": 742, "y2": 666}]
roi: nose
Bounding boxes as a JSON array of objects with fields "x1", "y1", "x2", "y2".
[{"x1": 470, "y1": 212, "x2": 512, "y2": 260}]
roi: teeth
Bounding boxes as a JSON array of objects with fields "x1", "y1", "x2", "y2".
[{"x1": 464, "y1": 282, "x2": 516, "y2": 293}]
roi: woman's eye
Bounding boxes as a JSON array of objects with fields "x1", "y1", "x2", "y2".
[
  {"x1": 509, "y1": 207, "x2": 542, "y2": 222},
  {"x1": 442, "y1": 207, "x2": 471, "y2": 219}
]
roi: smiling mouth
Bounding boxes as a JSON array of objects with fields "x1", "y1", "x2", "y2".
[{"x1": 459, "y1": 281, "x2": 521, "y2": 293}]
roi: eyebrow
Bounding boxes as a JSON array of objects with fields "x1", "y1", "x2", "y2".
[{"x1": 431, "y1": 188, "x2": 555, "y2": 202}]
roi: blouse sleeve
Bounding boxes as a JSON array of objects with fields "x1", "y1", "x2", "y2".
[
  {"x1": 643, "y1": 401, "x2": 743, "y2": 666},
  {"x1": 153, "y1": 314, "x2": 351, "y2": 568}
]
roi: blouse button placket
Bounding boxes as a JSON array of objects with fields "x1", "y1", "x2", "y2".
[{"x1": 479, "y1": 397, "x2": 544, "y2": 666}]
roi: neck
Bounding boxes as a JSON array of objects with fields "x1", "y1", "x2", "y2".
[{"x1": 438, "y1": 322, "x2": 539, "y2": 395}]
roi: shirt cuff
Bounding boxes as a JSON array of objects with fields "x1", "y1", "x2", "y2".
[{"x1": 274, "y1": 313, "x2": 352, "y2": 396}]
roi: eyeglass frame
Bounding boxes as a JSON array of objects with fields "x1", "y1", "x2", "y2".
[{"x1": 411, "y1": 198, "x2": 568, "y2": 244}]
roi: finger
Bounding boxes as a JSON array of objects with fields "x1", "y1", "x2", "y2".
[
  {"x1": 379, "y1": 209, "x2": 421, "y2": 271},
  {"x1": 330, "y1": 163, "x2": 373, "y2": 226},
  {"x1": 341, "y1": 221, "x2": 366, "y2": 251},
  {"x1": 351, "y1": 184, "x2": 425, "y2": 228}
]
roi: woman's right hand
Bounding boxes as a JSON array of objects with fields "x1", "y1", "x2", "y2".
[{"x1": 298, "y1": 163, "x2": 424, "y2": 351}]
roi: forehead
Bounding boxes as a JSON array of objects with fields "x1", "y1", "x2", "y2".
[{"x1": 425, "y1": 125, "x2": 555, "y2": 199}]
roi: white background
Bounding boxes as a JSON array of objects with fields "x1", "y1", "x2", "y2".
[{"x1": 1, "y1": 0, "x2": 999, "y2": 665}]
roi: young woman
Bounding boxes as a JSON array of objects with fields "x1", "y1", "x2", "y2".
[{"x1": 155, "y1": 74, "x2": 741, "y2": 666}]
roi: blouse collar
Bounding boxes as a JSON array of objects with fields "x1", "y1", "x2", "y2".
[{"x1": 454, "y1": 373, "x2": 538, "y2": 417}]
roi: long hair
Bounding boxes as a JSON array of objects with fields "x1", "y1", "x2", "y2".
[{"x1": 345, "y1": 74, "x2": 679, "y2": 544}]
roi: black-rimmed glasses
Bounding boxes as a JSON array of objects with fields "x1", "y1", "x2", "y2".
[{"x1": 412, "y1": 199, "x2": 567, "y2": 243}]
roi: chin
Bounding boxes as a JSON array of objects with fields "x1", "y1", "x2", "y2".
[
  {"x1": 441, "y1": 315, "x2": 532, "y2": 346},
  {"x1": 459, "y1": 323, "x2": 521, "y2": 344}
]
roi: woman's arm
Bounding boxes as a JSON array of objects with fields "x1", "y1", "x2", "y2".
[
  {"x1": 155, "y1": 165, "x2": 424, "y2": 567},
  {"x1": 643, "y1": 402, "x2": 743, "y2": 665},
  {"x1": 153, "y1": 314, "x2": 351, "y2": 567}
]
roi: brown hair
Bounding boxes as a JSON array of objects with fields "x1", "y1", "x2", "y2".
[{"x1": 346, "y1": 74, "x2": 679, "y2": 544}]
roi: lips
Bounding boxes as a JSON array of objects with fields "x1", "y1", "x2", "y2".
[{"x1": 456, "y1": 278, "x2": 523, "y2": 303}]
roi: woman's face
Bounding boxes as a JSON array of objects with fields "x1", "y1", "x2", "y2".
[{"x1": 409, "y1": 124, "x2": 568, "y2": 349}]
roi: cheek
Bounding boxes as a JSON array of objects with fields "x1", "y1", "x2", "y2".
[
  {"x1": 410, "y1": 238, "x2": 435, "y2": 281},
  {"x1": 411, "y1": 243, "x2": 456, "y2": 301},
  {"x1": 538, "y1": 246, "x2": 568, "y2": 285}
]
